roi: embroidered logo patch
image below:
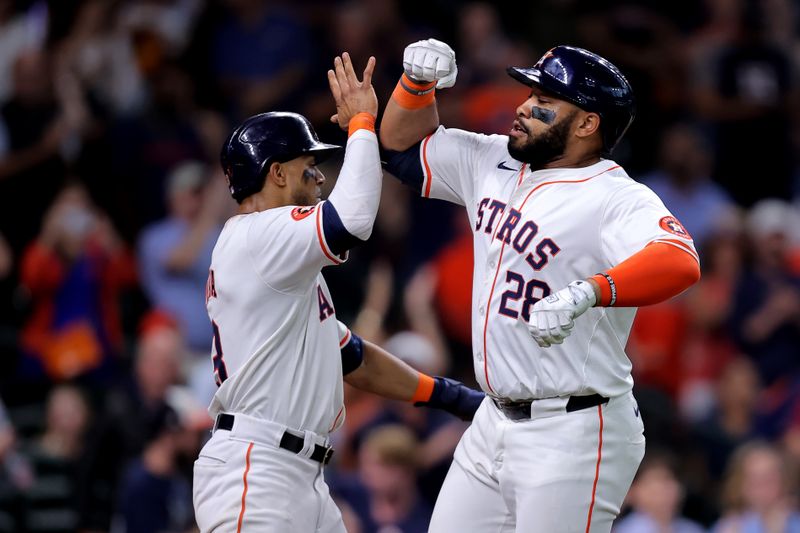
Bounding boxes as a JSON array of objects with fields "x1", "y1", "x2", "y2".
[
  {"x1": 659, "y1": 216, "x2": 691, "y2": 238},
  {"x1": 291, "y1": 206, "x2": 316, "y2": 221}
]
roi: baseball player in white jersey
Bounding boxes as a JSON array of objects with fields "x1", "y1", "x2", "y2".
[
  {"x1": 193, "y1": 54, "x2": 484, "y2": 532},
  {"x1": 379, "y1": 41, "x2": 702, "y2": 532}
]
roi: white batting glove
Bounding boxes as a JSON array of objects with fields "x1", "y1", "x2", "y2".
[
  {"x1": 523, "y1": 280, "x2": 597, "y2": 348},
  {"x1": 403, "y1": 38, "x2": 458, "y2": 89}
]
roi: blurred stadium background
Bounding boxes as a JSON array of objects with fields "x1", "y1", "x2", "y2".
[{"x1": 0, "y1": 0, "x2": 799, "y2": 531}]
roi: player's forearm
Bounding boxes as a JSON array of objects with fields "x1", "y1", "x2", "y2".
[
  {"x1": 379, "y1": 76, "x2": 440, "y2": 152},
  {"x1": 343, "y1": 339, "x2": 420, "y2": 401},
  {"x1": 590, "y1": 242, "x2": 701, "y2": 307},
  {"x1": 326, "y1": 116, "x2": 382, "y2": 241}
]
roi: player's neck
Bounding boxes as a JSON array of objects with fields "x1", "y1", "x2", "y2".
[
  {"x1": 542, "y1": 151, "x2": 602, "y2": 170},
  {"x1": 238, "y1": 191, "x2": 286, "y2": 214}
]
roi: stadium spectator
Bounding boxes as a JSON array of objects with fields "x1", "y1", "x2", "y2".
[
  {"x1": 335, "y1": 425, "x2": 432, "y2": 533},
  {"x1": 713, "y1": 442, "x2": 800, "y2": 532},
  {"x1": 18, "y1": 183, "x2": 136, "y2": 385},
  {"x1": 642, "y1": 123, "x2": 734, "y2": 247},
  {"x1": 116, "y1": 387, "x2": 206, "y2": 533},
  {"x1": 76, "y1": 318, "x2": 185, "y2": 531},
  {"x1": 729, "y1": 200, "x2": 800, "y2": 390},
  {"x1": 690, "y1": 2, "x2": 797, "y2": 205},
  {"x1": 614, "y1": 451, "x2": 705, "y2": 533},
  {"x1": 211, "y1": 0, "x2": 312, "y2": 118},
  {"x1": 20, "y1": 385, "x2": 91, "y2": 533},
  {"x1": 138, "y1": 161, "x2": 231, "y2": 404}
]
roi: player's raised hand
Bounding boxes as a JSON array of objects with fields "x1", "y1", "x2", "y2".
[
  {"x1": 403, "y1": 38, "x2": 457, "y2": 88},
  {"x1": 328, "y1": 53, "x2": 378, "y2": 130},
  {"x1": 523, "y1": 280, "x2": 596, "y2": 348}
]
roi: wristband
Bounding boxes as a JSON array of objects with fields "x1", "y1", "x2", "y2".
[
  {"x1": 392, "y1": 73, "x2": 436, "y2": 110},
  {"x1": 348, "y1": 112, "x2": 376, "y2": 137},
  {"x1": 591, "y1": 273, "x2": 617, "y2": 307},
  {"x1": 410, "y1": 373, "x2": 435, "y2": 403}
]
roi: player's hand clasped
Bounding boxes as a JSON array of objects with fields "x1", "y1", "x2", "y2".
[
  {"x1": 328, "y1": 53, "x2": 378, "y2": 130},
  {"x1": 523, "y1": 280, "x2": 597, "y2": 348},
  {"x1": 403, "y1": 38, "x2": 458, "y2": 88}
]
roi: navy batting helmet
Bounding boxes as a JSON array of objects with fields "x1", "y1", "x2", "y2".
[
  {"x1": 507, "y1": 46, "x2": 635, "y2": 156},
  {"x1": 221, "y1": 112, "x2": 341, "y2": 202}
]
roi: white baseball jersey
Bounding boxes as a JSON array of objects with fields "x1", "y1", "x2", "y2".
[
  {"x1": 418, "y1": 126, "x2": 698, "y2": 400},
  {"x1": 204, "y1": 201, "x2": 352, "y2": 436}
]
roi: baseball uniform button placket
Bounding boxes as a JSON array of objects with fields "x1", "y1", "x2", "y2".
[{"x1": 214, "y1": 413, "x2": 335, "y2": 465}]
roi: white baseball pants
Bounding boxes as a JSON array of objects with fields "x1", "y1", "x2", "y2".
[
  {"x1": 193, "y1": 413, "x2": 345, "y2": 533},
  {"x1": 429, "y1": 392, "x2": 645, "y2": 533}
]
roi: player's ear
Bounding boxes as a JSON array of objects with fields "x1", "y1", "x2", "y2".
[
  {"x1": 574, "y1": 111, "x2": 601, "y2": 140},
  {"x1": 267, "y1": 161, "x2": 287, "y2": 187}
]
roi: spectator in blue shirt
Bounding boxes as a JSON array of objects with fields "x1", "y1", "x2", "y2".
[{"x1": 642, "y1": 123, "x2": 734, "y2": 248}]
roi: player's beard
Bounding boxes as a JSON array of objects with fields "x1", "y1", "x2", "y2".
[{"x1": 508, "y1": 110, "x2": 577, "y2": 171}]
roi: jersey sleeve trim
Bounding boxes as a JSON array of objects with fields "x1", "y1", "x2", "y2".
[
  {"x1": 339, "y1": 327, "x2": 352, "y2": 348},
  {"x1": 648, "y1": 238, "x2": 699, "y2": 264},
  {"x1": 421, "y1": 133, "x2": 434, "y2": 198},
  {"x1": 315, "y1": 204, "x2": 346, "y2": 265}
]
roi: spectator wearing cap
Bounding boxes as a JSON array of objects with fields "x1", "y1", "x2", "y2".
[{"x1": 138, "y1": 161, "x2": 232, "y2": 405}]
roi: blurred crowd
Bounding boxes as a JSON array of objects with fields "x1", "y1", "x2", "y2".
[{"x1": 0, "y1": 0, "x2": 799, "y2": 531}]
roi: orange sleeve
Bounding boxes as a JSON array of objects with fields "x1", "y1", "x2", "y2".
[
  {"x1": 20, "y1": 242, "x2": 64, "y2": 292},
  {"x1": 591, "y1": 241, "x2": 700, "y2": 307}
]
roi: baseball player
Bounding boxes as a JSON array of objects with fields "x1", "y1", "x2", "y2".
[
  {"x1": 192, "y1": 54, "x2": 483, "y2": 532},
  {"x1": 379, "y1": 41, "x2": 702, "y2": 532}
]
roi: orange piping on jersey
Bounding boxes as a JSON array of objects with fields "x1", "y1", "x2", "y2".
[
  {"x1": 585, "y1": 406, "x2": 604, "y2": 533},
  {"x1": 590, "y1": 241, "x2": 701, "y2": 307},
  {"x1": 339, "y1": 329, "x2": 352, "y2": 348},
  {"x1": 315, "y1": 204, "x2": 344, "y2": 264},
  {"x1": 329, "y1": 405, "x2": 345, "y2": 431},
  {"x1": 421, "y1": 134, "x2": 434, "y2": 198},
  {"x1": 481, "y1": 164, "x2": 616, "y2": 394},
  {"x1": 411, "y1": 373, "x2": 436, "y2": 403},
  {"x1": 237, "y1": 442, "x2": 254, "y2": 533}
]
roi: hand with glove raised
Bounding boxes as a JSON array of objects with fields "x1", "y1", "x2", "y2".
[
  {"x1": 402, "y1": 38, "x2": 458, "y2": 88},
  {"x1": 522, "y1": 280, "x2": 597, "y2": 348}
]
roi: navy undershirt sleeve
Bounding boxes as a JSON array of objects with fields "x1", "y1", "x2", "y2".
[
  {"x1": 381, "y1": 142, "x2": 424, "y2": 194},
  {"x1": 340, "y1": 332, "x2": 365, "y2": 375},
  {"x1": 321, "y1": 201, "x2": 363, "y2": 255}
]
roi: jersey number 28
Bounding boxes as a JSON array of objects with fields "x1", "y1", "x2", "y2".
[{"x1": 498, "y1": 271, "x2": 551, "y2": 322}]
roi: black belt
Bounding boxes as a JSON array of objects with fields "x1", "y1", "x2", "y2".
[
  {"x1": 214, "y1": 414, "x2": 334, "y2": 465},
  {"x1": 492, "y1": 393, "x2": 609, "y2": 421}
]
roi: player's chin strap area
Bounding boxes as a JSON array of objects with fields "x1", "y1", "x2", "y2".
[{"x1": 214, "y1": 413, "x2": 335, "y2": 465}]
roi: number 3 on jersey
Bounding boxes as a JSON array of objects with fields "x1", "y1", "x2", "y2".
[{"x1": 211, "y1": 321, "x2": 228, "y2": 386}]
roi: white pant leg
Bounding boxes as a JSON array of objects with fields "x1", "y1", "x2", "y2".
[
  {"x1": 429, "y1": 398, "x2": 515, "y2": 533},
  {"x1": 193, "y1": 430, "x2": 346, "y2": 532},
  {"x1": 500, "y1": 392, "x2": 645, "y2": 533}
]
